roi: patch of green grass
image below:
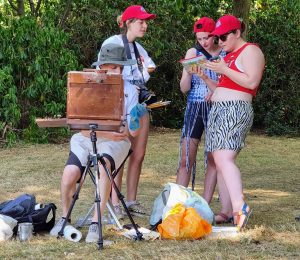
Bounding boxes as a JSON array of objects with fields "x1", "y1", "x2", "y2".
[{"x1": 0, "y1": 129, "x2": 299, "y2": 259}]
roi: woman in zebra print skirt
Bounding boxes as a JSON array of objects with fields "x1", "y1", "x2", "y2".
[{"x1": 204, "y1": 15, "x2": 265, "y2": 230}]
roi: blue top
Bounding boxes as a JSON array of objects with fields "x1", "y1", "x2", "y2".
[{"x1": 187, "y1": 49, "x2": 226, "y2": 102}]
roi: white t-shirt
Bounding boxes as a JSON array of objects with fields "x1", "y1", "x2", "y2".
[
  {"x1": 100, "y1": 34, "x2": 155, "y2": 127},
  {"x1": 123, "y1": 79, "x2": 138, "y2": 127},
  {"x1": 100, "y1": 35, "x2": 156, "y2": 82}
]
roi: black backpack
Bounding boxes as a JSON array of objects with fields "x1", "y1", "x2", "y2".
[
  {"x1": 0, "y1": 194, "x2": 56, "y2": 233},
  {"x1": 0, "y1": 193, "x2": 35, "y2": 218}
]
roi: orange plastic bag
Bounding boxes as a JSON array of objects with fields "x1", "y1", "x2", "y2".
[{"x1": 157, "y1": 203, "x2": 212, "y2": 239}]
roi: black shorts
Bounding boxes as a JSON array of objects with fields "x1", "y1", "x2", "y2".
[
  {"x1": 182, "y1": 101, "x2": 211, "y2": 139},
  {"x1": 65, "y1": 151, "x2": 117, "y2": 176},
  {"x1": 65, "y1": 151, "x2": 85, "y2": 174}
]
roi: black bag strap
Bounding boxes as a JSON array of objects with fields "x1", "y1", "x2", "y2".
[
  {"x1": 121, "y1": 34, "x2": 145, "y2": 83},
  {"x1": 132, "y1": 42, "x2": 144, "y2": 73},
  {"x1": 195, "y1": 43, "x2": 212, "y2": 60},
  {"x1": 122, "y1": 34, "x2": 132, "y2": 59},
  {"x1": 45, "y1": 203, "x2": 56, "y2": 230}
]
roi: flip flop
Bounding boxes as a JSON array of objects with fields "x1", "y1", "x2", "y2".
[{"x1": 233, "y1": 203, "x2": 253, "y2": 231}]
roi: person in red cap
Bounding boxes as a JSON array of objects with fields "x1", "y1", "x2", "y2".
[
  {"x1": 204, "y1": 14, "x2": 265, "y2": 230},
  {"x1": 95, "y1": 5, "x2": 157, "y2": 219},
  {"x1": 176, "y1": 17, "x2": 228, "y2": 222}
]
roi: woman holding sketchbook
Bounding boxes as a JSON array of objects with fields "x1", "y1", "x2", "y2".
[
  {"x1": 204, "y1": 14, "x2": 265, "y2": 230},
  {"x1": 176, "y1": 17, "x2": 226, "y2": 221}
]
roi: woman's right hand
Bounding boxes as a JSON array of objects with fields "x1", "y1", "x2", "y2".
[{"x1": 188, "y1": 65, "x2": 208, "y2": 80}]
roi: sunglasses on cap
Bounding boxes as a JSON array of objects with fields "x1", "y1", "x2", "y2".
[{"x1": 216, "y1": 29, "x2": 237, "y2": 42}]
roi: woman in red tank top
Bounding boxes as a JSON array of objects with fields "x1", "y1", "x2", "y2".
[{"x1": 203, "y1": 15, "x2": 265, "y2": 230}]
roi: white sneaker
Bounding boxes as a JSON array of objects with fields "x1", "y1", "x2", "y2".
[
  {"x1": 112, "y1": 205, "x2": 124, "y2": 220},
  {"x1": 85, "y1": 223, "x2": 114, "y2": 246},
  {"x1": 50, "y1": 218, "x2": 70, "y2": 237}
]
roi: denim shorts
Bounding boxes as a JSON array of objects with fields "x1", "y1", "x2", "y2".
[{"x1": 182, "y1": 101, "x2": 211, "y2": 140}]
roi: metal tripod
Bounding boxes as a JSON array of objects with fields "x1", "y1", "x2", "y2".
[
  {"x1": 76, "y1": 149, "x2": 133, "y2": 230},
  {"x1": 57, "y1": 124, "x2": 143, "y2": 250}
]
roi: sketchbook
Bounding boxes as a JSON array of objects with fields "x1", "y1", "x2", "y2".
[{"x1": 179, "y1": 54, "x2": 207, "y2": 71}]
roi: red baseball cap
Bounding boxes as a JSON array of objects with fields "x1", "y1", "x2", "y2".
[
  {"x1": 121, "y1": 5, "x2": 156, "y2": 22},
  {"x1": 193, "y1": 17, "x2": 215, "y2": 33},
  {"x1": 211, "y1": 15, "x2": 241, "y2": 36}
]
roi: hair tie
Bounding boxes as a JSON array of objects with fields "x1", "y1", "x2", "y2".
[{"x1": 119, "y1": 20, "x2": 124, "y2": 28}]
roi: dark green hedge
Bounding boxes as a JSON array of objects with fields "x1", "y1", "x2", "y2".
[
  {"x1": 0, "y1": 0, "x2": 299, "y2": 145},
  {"x1": 0, "y1": 14, "x2": 79, "y2": 144},
  {"x1": 249, "y1": 0, "x2": 300, "y2": 135}
]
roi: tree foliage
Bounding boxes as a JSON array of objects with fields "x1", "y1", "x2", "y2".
[
  {"x1": 0, "y1": 0, "x2": 299, "y2": 145},
  {"x1": 249, "y1": 0, "x2": 300, "y2": 135},
  {"x1": 0, "y1": 12, "x2": 79, "y2": 144}
]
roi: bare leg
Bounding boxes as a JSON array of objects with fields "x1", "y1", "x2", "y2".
[
  {"x1": 111, "y1": 166, "x2": 124, "y2": 206},
  {"x1": 213, "y1": 150, "x2": 245, "y2": 217},
  {"x1": 91, "y1": 160, "x2": 112, "y2": 222},
  {"x1": 202, "y1": 152, "x2": 217, "y2": 203},
  {"x1": 176, "y1": 137, "x2": 200, "y2": 187},
  {"x1": 215, "y1": 172, "x2": 233, "y2": 220},
  {"x1": 60, "y1": 165, "x2": 81, "y2": 218},
  {"x1": 126, "y1": 115, "x2": 149, "y2": 202}
]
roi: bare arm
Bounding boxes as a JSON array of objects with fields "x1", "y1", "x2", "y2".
[
  {"x1": 205, "y1": 45, "x2": 265, "y2": 90},
  {"x1": 180, "y1": 48, "x2": 196, "y2": 94}
]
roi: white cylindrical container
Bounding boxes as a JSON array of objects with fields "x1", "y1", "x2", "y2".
[{"x1": 63, "y1": 225, "x2": 82, "y2": 242}]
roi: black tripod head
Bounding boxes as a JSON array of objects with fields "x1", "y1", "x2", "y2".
[{"x1": 89, "y1": 124, "x2": 99, "y2": 130}]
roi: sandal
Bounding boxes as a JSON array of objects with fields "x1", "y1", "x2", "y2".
[
  {"x1": 233, "y1": 203, "x2": 252, "y2": 231},
  {"x1": 214, "y1": 212, "x2": 234, "y2": 224}
]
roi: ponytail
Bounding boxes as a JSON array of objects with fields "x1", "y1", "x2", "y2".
[
  {"x1": 117, "y1": 14, "x2": 128, "y2": 34},
  {"x1": 240, "y1": 21, "x2": 246, "y2": 34},
  {"x1": 117, "y1": 15, "x2": 123, "y2": 28}
]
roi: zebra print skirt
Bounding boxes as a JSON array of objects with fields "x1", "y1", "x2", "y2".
[{"x1": 206, "y1": 100, "x2": 254, "y2": 152}]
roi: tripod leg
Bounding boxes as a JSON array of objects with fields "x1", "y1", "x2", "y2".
[
  {"x1": 92, "y1": 154, "x2": 104, "y2": 250},
  {"x1": 98, "y1": 156, "x2": 143, "y2": 241},
  {"x1": 75, "y1": 204, "x2": 94, "y2": 228},
  {"x1": 58, "y1": 160, "x2": 92, "y2": 238},
  {"x1": 191, "y1": 169, "x2": 196, "y2": 191},
  {"x1": 88, "y1": 168, "x2": 123, "y2": 230},
  {"x1": 106, "y1": 199, "x2": 123, "y2": 230}
]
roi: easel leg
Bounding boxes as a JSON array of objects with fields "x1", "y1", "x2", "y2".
[
  {"x1": 92, "y1": 152, "x2": 104, "y2": 250},
  {"x1": 106, "y1": 199, "x2": 123, "y2": 230},
  {"x1": 98, "y1": 155, "x2": 143, "y2": 241}
]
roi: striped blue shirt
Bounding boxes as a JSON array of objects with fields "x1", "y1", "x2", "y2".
[{"x1": 187, "y1": 49, "x2": 226, "y2": 102}]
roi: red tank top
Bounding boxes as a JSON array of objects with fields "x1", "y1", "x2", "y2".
[{"x1": 218, "y1": 43, "x2": 258, "y2": 96}]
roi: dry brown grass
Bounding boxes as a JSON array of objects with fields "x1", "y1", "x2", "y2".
[{"x1": 0, "y1": 128, "x2": 299, "y2": 259}]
